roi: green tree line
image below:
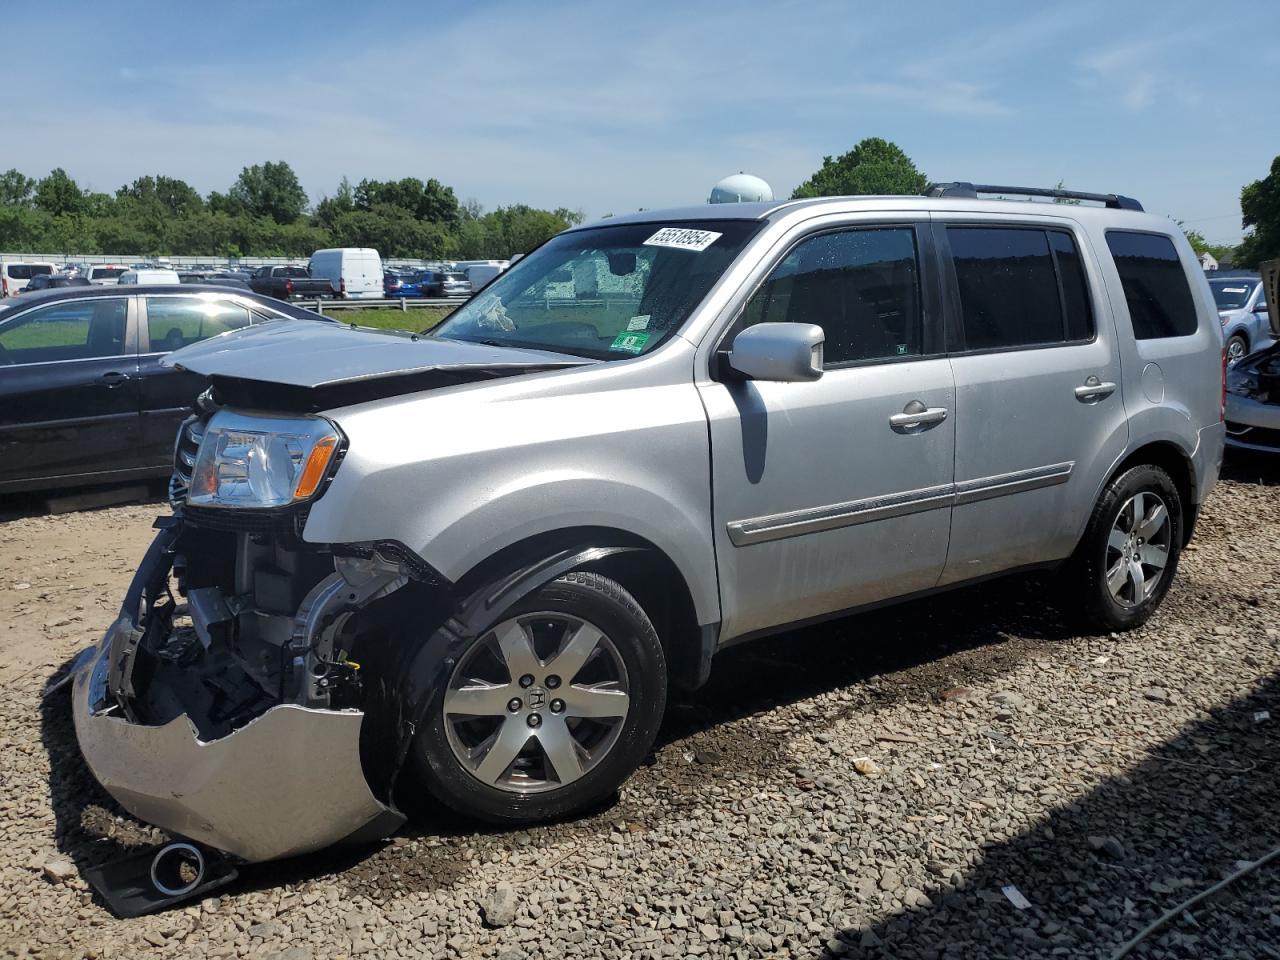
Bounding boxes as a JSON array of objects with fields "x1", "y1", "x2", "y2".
[{"x1": 0, "y1": 162, "x2": 583, "y2": 260}]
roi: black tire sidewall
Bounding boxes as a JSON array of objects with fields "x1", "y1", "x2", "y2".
[
  {"x1": 1078, "y1": 464, "x2": 1183, "y2": 631},
  {"x1": 409, "y1": 572, "x2": 667, "y2": 824}
]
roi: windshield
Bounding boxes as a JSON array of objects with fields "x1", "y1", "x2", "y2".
[
  {"x1": 432, "y1": 220, "x2": 761, "y2": 359},
  {"x1": 1209, "y1": 280, "x2": 1256, "y2": 310}
]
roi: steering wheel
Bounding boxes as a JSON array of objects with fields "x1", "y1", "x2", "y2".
[{"x1": 0, "y1": 342, "x2": 10, "y2": 365}]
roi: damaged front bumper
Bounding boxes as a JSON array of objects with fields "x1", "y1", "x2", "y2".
[{"x1": 68, "y1": 523, "x2": 410, "y2": 864}]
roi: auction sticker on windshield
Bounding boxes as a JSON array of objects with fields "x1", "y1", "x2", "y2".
[{"x1": 644, "y1": 228, "x2": 722, "y2": 252}]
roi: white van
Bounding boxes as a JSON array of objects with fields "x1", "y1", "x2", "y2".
[
  {"x1": 463, "y1": 263, "x2": 505, "y2": 291},
  {"x1": 117, "y1": 268, "x2": 182, "y2": 285},
  {"x1": 308, "y1": 248, "x2": 384, "y2": 300},
  {"x1": 0, "y1": 261, "x2": 56, "y2": 298},
  {"x1": 85, "y1": 264, "x2": 130, "y2": 286}
]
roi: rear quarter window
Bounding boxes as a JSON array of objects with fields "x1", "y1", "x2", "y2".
[{"x1": 1105, "y1": 231, "x2": 1198, "y2": 339}]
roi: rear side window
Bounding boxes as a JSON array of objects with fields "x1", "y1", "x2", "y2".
[
  {"x1": 1105, "y1": 231, "x2": 1198, "y2": 339},
  {"x1": 947, "y1": 227, "x2": 1093, "y2": 350},
  {"x1": 146, "y1": 297, "x2": 251, "y2": 352}
]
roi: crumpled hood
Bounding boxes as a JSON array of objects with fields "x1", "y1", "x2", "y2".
[{"x1": 163, "y1": 318, "x2": 589, "y2": 388}]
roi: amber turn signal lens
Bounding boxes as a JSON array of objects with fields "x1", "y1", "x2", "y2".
[{"x1": 292, "y1": 435, "x2": 339, "y2": 500}]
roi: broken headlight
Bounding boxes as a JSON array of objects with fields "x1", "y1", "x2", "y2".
[{"x1": 187, "y1": 411, "x2": 343, "y2": 509}]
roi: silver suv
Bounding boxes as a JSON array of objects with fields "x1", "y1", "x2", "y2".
[
  {"x1": 69, "y1": 184, "x2": 1225, "y2": 871},
  {"x1": 1208, "y1": 273, "x2": 1272, "y2": 363}
]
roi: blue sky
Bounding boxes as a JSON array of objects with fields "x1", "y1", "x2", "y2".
[{"x1": 4, "y1": 0, "x2": 1277, "y2": 243}]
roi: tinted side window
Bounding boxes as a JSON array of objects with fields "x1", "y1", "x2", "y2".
[
  {"x1": 743, "y1": 227, "x2": 922, "y2": 364},
  {"x1": 948, "y1": 227, "x2": 1063, "y2": 350},
  {"x1": 1048, "y1": 231, "x2": 1094, "y2": 341},
  {"x1": 146, "y1": 297, "x2": 250, "y2": 352},
  {"x1": 1104, "y1": 231, "x2": 1198, "y2": 339},
  {"x1": 0, "y1": 298, "x2": 128, "y2": 364}
]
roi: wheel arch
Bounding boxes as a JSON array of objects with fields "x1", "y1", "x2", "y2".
[
  {"x1": 1097, "y1": 440, "x2": 1198, "y2": 546},
  {"x1": 453, "y1": 527, "x2": 715, "y2": 692}
]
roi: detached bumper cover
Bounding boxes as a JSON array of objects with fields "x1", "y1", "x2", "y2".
[{"x1": 69, "y1": 534, "x2": 403, "y2": 864}]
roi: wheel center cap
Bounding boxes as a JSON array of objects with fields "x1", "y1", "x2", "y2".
[{"x1": 526, "y1": 686, "x2": 547, "y2": 710}]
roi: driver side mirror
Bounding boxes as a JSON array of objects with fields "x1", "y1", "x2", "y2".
[
  {"x1": 1254, "y1": 301, "x2": 1270, "y2": 314},
  {"x1": 727, "y1": 322, "x2": 824, "y2": 382}
]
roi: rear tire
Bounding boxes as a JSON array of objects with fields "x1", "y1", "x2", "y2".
[
  {"x1": 409, "y1": 572, "x2": 666, "y2": 824},
  {"x1": 1067, "y1": 464, "x2": 1183, "y2": 632}
]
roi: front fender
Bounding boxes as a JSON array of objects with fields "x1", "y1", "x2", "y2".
[{"x1": 417, "y1": 475, "x2": 719, "y2": 626}]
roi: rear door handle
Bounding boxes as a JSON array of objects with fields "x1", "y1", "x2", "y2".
[
  {"x1": 99, "y1": 371, "x2": 131, "y2": 387},
  {"x1": 890, "y1": 400, "x2": 949, "y2": 431},
  {"x1": 1074, "y1": 377, "x2": 1116, "y2": 402}
]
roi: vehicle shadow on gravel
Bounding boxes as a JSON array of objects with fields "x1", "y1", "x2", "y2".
[{"x1": 823, "y1": 671, "x2": 1280, "y2": 959}]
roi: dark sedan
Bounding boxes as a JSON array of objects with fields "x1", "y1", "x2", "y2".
[
  {"x1": 0, "y1": 285, "x2": 332, "y2": 494},
  {"x1": 23, "y1": 274, "x2": 91, "y2": 293}
]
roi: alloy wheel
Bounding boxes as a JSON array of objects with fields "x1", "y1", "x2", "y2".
[
  {"x1": 442, "y1": 613, "x2": 631, "y2": 793},
  {"x1": 1105, "y1": 491, "x2": 1172, "y2": 607}
]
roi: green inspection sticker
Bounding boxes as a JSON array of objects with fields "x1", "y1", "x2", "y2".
[{"x1": 610, "y1": 331, "x2": 651, "y2": 354}]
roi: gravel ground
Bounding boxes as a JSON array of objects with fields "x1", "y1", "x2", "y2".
[{"x1": 2, "y1": 454, "x2": 1279, "y2": 960}]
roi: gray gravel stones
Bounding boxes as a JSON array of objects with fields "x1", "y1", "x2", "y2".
[
  {"x1": 2, "y1": 466, "x2": 1279, "y2": 959},
  {"x1": 480, "y1": 883, "x2": 518, "y2": 927}
]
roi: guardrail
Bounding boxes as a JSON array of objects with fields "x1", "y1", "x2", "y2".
[{"x1": 308, "y1": 297, "x2": 468, "y2": 315}]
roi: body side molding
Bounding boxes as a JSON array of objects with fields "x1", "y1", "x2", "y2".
[{"x1": 727, "y1": 462, "x2": 1075, "y2": 547}]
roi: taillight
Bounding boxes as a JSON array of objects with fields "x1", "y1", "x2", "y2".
[
  {"x1": 1220, "y1": 347, "x2": 1227, "y2": 421},
  {"x1": 340, "y1": 279, "x2": 346, "y2": 297},
  {"x1": 285, "y1": 278, "x2": 294, "y2": 295}
]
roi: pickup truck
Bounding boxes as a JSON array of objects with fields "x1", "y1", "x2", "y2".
[{"x1": 247, "y1": 265, "x2": 335, "y2": 301}]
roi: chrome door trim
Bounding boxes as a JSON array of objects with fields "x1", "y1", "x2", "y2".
[
  {"x1": 727, "y1": 482, "x2": 954, "y2": 547},
  {"x1": 727, "y1": 461, "x2": 1075, "y2": 546},
  {"x1": 951, "y1": 461, "x2": 1075, "y2": 505}
]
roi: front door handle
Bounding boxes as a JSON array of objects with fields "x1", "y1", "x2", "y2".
[
  {"x1": 1074, "y1": 376, "x2": 1116, "y2": 402},
  {"x1": 99, "y1": 371, "x2": 131, "y2": 388},
  {"x1": 890, "y1": 400, "x2": 949, "y2": 431}
]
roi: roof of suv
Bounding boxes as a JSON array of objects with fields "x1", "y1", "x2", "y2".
[{"x1": 574, "y1": 194, "x2": 1162, "y2": 231}]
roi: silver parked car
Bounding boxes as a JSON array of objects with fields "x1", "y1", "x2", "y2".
[
  {"x1": 1209, "y1": 273, "x2": 1272, "y2": 363},
  {"x1": 1224, "y1": 261, "x2": 1280, "y2": 452},
  {"x1": 67, "y1": 183, "x2": 1225, "y2": 881}
]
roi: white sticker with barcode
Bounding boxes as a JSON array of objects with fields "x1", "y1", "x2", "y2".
[{"x1": 644, "y1": 227, "x2": 722, "y2": 252}]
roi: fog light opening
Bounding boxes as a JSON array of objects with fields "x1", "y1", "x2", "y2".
[{"x1": 149, "y1": 842, "x2": 206, "y2": 898}]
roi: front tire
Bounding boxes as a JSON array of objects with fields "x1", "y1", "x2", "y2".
[
  {"x1": 409, "y1": 572, "x2": 666, "y2": 824},
  {"x1": 1068, "y1": 464, "x2": 1183, "y2": 632},
  {"x1": 1226, "y1": 333, "x2": 1248, "y2": 364}
]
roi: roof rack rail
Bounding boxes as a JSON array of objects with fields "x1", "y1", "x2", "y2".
[{"x1": 924, "y1": 182, "x2": 1143, "y2": 212}]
